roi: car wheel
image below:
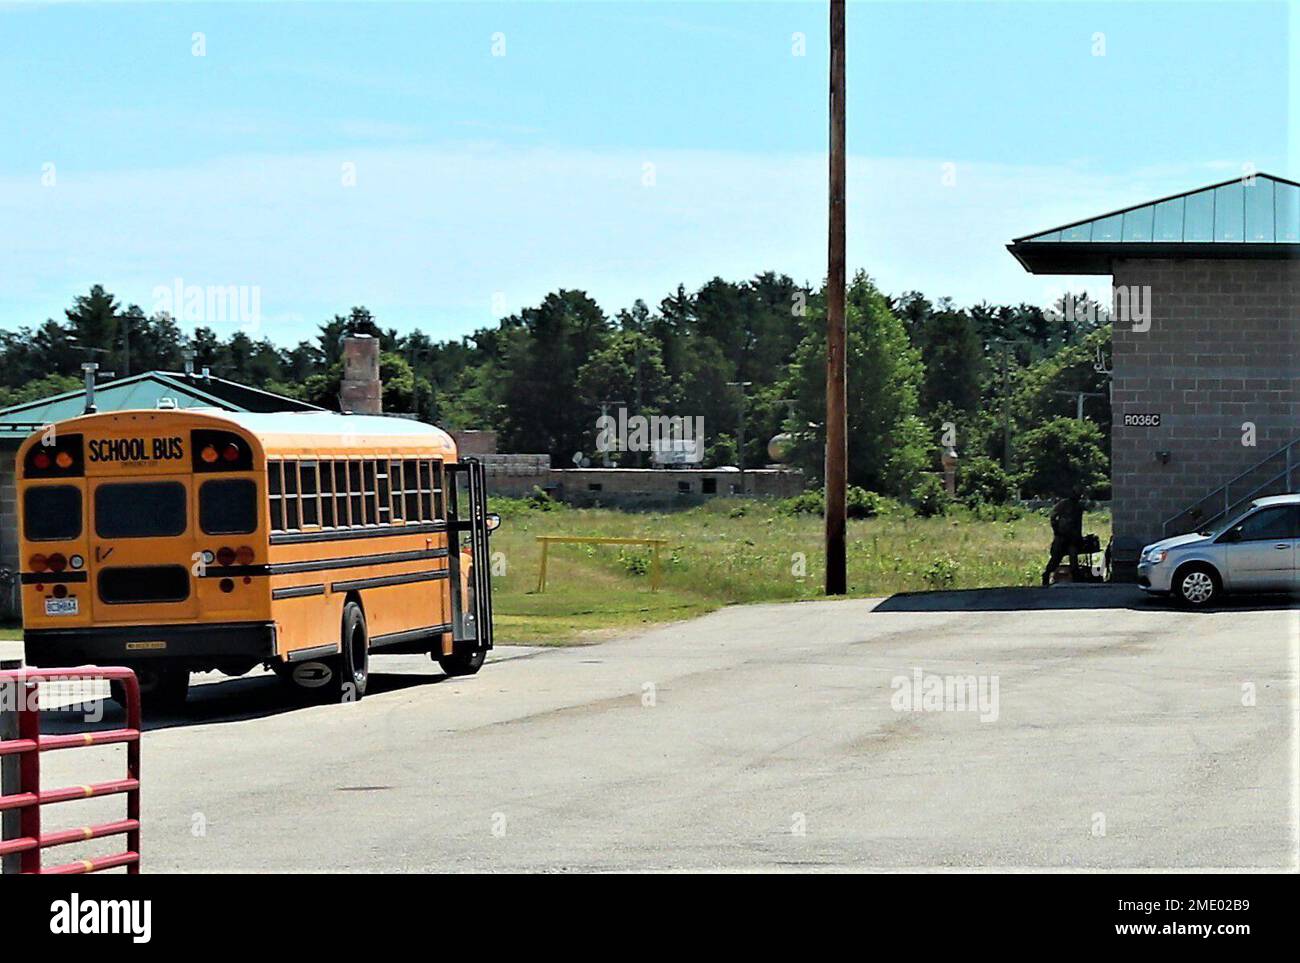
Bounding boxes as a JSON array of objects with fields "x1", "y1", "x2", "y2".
[{"x1": 1174, "y1": 565, "x2": 1220, "y2": 608}]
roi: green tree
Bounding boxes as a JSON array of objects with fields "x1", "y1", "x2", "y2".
[
  {"x1": 495, "y1": 290, "x2": 610, "y2": 458},
  {"x1": 64, "y1": 285, "x2": 120, "y2": 367},
  {"x1": 786, "y1": 272, "x2": 926, "y2": 494},
  {"x1": 1016, "y1": 417, "x2": 1109, "y2": 500}
]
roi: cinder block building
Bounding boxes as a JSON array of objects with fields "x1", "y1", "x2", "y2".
[{"x1": 1009, "y1": 173, "x2": 1300, "y2": 578}]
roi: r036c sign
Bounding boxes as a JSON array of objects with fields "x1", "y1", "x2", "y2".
[{"x1": 1122, "y1": 413, "x2": 1161, "y2": 428}]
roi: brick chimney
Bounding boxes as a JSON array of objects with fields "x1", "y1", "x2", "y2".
[{"x1": 339, "y1": 335, "x2": 382, "y2": 414}]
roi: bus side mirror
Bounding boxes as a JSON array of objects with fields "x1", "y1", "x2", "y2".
[{"x1": 485, "y1": 513, "x2": 501, "y2": 533}]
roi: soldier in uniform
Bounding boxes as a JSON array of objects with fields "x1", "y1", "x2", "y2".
[{"x1": 1042, "y1": 492, "x2": 1086, "y2": 586}]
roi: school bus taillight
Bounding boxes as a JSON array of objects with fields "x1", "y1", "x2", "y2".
[
  {"x1": 46, "y1": 553, "x2": 67, "y2": 573},
  {"x1": 29, "y1": 553, "x2": 47, "y2": 572},
  {"x1": 234, "y1": 545, "x2": 254, "y2": 565},
  {"x1": 215, "y1": 546, "x2": 236, "y2": 566}
]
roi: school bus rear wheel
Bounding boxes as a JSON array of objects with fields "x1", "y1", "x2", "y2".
[
  {"x1": 112, "y1": 666, "x2": 189, "y2": 712},
  {"x1": 437, "y1": 647, "x2": 485, "y2": 677},
  {"x1": 336, "y1": 600, "x2": 370, "y2": 701}
]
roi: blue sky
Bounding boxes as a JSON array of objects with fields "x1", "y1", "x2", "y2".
[{"x1": 0, "y1": 1, "x2": 1294, "y2": 346}]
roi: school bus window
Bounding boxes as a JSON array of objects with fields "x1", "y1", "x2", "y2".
[
  {"x1": 418, "y1": 459, "x2": 444, "y2": 521},
  {"x1": 418, "y1": 461, "x2": 432, "y2": 520},
  {"x1": 300, "y1": 461, "x2": 320, "y2": 527},
  {"x1": 95, "y1": 482, "x2": 186, "y2": 538},
  {"x1": 283, "y1": 460, "x2": 300, "y2": 531},
  {"x1": 200, "y1": 479, "x2": 258, "y2": 535},
  {"x1": 403, "y1": 459, "x2": 420, "y2": 521},
  {"x1": 319, "y1": 459, "x2": 336, "y2": 528},
  {"x1": 362, "y1": 461, "x2": 378, "y2": 525},
  {"x1": 390, "y1": 460, "x2": 405, "y2": 522},
  {"x1": 334, "y1": 461, "x2": 350, "y2": 527},
  {"x1": 377, "y1": 459, "x2": 391, "y2": 523},
  {"x1": 23, "y1": 485, "x2": 82, "y2": 541},
  {"x1": 268, "y1": 461, "x2": 284, "y2": 532},
  {"x1": 348, "y1": 461, "x2": 363, "y2": 526}
]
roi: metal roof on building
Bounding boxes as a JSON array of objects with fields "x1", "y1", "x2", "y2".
[
  {"x1": 1009, "y1": 173, "x2": 1300, "y2": 274},
  {"x1": 0, "y1": 370, "x2": 322, "y2": 445}
]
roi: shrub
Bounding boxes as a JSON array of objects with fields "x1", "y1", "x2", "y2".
[
  {"x1": 777, "y1": 485, "x2": 881, "y2": 519},
  {"x1": 847, "y1": 486, "x2": 882, "y2": 519},
  {"x1": 617, "y1": 548, "x2": 650, "y2": 576},
  {"x1": 922, "y1": 556, "x2": 960, "y2": 589},
  {"x1": 911, "y1": 474, "x2": 951, "y2": 517},
  {"x1": 958, "y1": 456, "x2": 1015, "y2": 506},
  {"x1": 527, "y1": 485, "x2": 562, "y2": 511},
  {"x1": 777, "y1": 489, "x2": 825, "y2": 516}
]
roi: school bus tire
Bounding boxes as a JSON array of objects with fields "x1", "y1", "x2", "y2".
[
  {"x1": 437, "y1": 646, "x2": 485, "y2": 677},
  {"x1": 336, "y1": 599, "x2": 370, "y2": 702},
  {"x1": 118, "y1": 666, "x2": 189, "y2": 712}
]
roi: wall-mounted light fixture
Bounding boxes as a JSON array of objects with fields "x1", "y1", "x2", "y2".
[{"x1": 1155, "y1": 450, "x2": 1171, "y2": 465}]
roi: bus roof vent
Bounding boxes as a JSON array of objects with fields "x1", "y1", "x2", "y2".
[{"x1": 156, "y1": 397, "x2": 178, "y2": 410}]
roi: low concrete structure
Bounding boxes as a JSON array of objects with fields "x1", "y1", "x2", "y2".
[
  {"x1": 544, "y1": 467, "x2": 803, "y2": 507},
  {"x1": 446, "y1": 430, "x2": 803, "y2": 504}
]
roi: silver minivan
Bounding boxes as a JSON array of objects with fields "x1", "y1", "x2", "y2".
[{"x1": 1138, "y1": 494, "x2": 1300, "y2": 607}]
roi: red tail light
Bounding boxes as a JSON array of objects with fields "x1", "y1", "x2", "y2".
[
  {"x1": 234, "y1": 545, "x2": 254, "y2": 565},
  {"x1": 46, "y1": 553, "x2": 67, "y2": 573},
  {"x1": 216, "y1": 546, "x2": 236, "y2": 567},
  {"x1": 32, "y1": 451, "x2": 50, "y2": 470},
  {"x1": 29, "y1": 553, "x2": 47, "y2": 572},
  {"x1": 222, "y1": 443, "x2": 240, "y2": 463}
]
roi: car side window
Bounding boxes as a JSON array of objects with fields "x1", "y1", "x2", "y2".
[{"x1": 1233, "y1": 507, "x2": 1296, "y2": 542}]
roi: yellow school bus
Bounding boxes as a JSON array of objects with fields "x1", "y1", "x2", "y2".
[{"x1": 16, "y1": 409, "x2": 496, "y2": 707}]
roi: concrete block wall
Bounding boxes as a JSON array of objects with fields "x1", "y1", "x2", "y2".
[
  {"x1": 1110, "y1": 258, "x2": 1300, "y2": 564},
  {"x1": 543, "y1": 467, "x2": 805, "y2": 508}
]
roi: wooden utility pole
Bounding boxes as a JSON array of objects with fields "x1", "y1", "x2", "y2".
[{"x1": 825, "y1": 0, "x2": 847, "y2": 595}]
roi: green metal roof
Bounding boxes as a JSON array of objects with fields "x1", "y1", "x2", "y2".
[
  {"x1": 0, "y1": 371, "x2": 321, "y2": 445},
  {"x1": 1009, "y1": 173, "x2": 1300, "y2": 274}
]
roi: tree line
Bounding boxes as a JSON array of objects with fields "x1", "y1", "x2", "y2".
[{"x1": 0, "y1": 275, "x2": 1114, "y2": 501}]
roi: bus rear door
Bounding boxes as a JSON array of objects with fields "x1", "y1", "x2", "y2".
[{"x1": 86, "y1": 473, "x2": 200, "y2": 624}]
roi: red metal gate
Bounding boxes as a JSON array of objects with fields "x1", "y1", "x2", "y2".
[{"x1": 0, "y1": 667, "x2": 141, "y2": 874}]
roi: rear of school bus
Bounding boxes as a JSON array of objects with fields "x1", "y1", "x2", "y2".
[
  {"x1": 18, "y1": 408, "x2": 496, "y2": 707},
  {"x1": 17, "y1": 410, "x2": 274, "y2": 699}
]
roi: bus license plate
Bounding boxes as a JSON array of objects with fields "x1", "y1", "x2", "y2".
[{"x1": 44, "y1": 597, "x2": 79, "y2": 616}]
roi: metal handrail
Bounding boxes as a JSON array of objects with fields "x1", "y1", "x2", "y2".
[{"x1": 1162, "y1": 437, "x2": 1299, "y2": 536}]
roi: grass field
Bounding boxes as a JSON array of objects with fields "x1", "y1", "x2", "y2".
[
  {"x1": 0, "y1": 499, "x2": 1109, "y2": 648},
  {"x1": 489, "y1": 498, "x2": 1109, "y2": 644}
]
